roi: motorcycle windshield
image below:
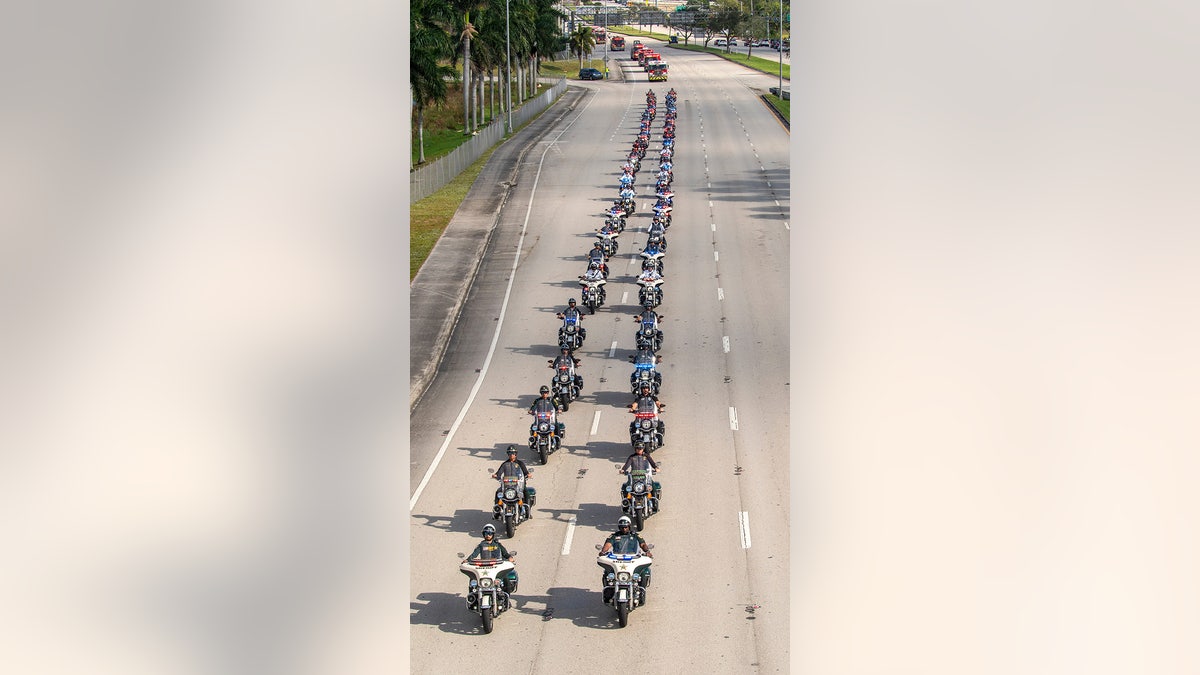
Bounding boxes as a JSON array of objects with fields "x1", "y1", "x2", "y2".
[{"x1": 611, "y1": 536, "x2": 642, "y2": 555}]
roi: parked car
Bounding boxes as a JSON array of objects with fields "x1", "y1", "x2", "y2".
[
  {"x1": 714, "y1": 38, "x2": 727, "y2": 46},
  {"x1": 669, "y1": 35, "x2": 678, "y2": 44},
  {"x1": 579, "y1": 68, "x2": 603, "y2": 80}
]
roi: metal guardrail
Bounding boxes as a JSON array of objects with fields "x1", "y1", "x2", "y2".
[{"x1": 410, "y1": 77, "x2": 568, "y2": 202}]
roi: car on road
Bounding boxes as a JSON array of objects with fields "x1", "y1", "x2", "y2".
[
  {"x1": 714, "y1": 38, "x2": 727, "y2": 46},
  {"x1": 669, "y1": 35, "x2": 678, "y2": 44},
  {"x1": 579, "y1": 68, "x2": 603, "y2": 80}
]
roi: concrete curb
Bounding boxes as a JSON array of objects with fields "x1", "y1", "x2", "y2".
[
  {"x1": 759, "y1": 94, "x2": 790, "y2": 131},
  {"x1": 409, "y1": 87, "x2": 589, "y2": 411}
]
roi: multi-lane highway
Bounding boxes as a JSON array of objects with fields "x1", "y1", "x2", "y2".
[{"x1": 411, "y1": 39, "x2": 790, "y2": 672}]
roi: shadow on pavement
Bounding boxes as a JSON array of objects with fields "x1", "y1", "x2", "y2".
[{"x1": 411, "y1": 508, "x2": 495, "y2": 535}]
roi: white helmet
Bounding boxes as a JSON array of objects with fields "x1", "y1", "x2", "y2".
[{"x1": 617, "y1": 516, "x2": 632, "y2": 529}]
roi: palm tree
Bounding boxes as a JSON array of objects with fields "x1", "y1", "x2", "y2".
[
  {"x1": 569, "y1": 25, "x2": 595, "y2": 70},
  {"x1": 412, "y1": 0, "x2": 458, "y2": 165},
  {"x1": 449, "y1": 0, "x2": 490, "y2": 135}
]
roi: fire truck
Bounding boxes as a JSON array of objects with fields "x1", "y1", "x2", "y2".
[
  {"x1": 647, "y1": 62, "x2": 669, "y2": 81},
  {"x1": 611, "y1": 35, "x2": 626, "y2": 50}
]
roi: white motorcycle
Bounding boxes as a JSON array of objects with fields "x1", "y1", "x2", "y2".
[
  {"x1": 596, "y1": 544, "x2": 654, "y2": 627},
  {"x1": 458, "y1": 553, "x2": 518, "y2": 634}
]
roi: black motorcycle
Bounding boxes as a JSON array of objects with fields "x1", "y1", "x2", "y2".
[
  {"x1": 492, "y1": 475, "x2": 534, "y2": 538},
  {"x1": 529, "y1": 410, "x2": 563, "y2": 464},
  {"x1": 559, "y1": 314, "x2": 584, "y2": 352},
  {"x1": 550, "y1": 362, "x2": 581, "y2": 411},
  {"x1": 620, "y1": 468, "x2": 661, "y2": 531}
]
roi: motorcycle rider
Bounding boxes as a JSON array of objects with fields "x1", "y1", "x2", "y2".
[
  {"x1": 548, "y1": 346, "x2": 584, "y2": 391},
  {"x1": 636, "y1": 261, "x2": 663, "y2": 285},
  {"x1": 628, "y1": 383, "x2": 665, "y2": 447},
  {"x1": 620, "y1": 441, "x2": 661, "y2": 504},
  {"x1": 493, "y1": 445, "x2": 535, "y2": 509},
  {"x1": 530, "y1": 386, "x2": 567, "y2": 448},
  {"x1": 466, "y1": 524, "x2": 518, "y2": 597},
  {"x1": 599, "y1": 516, "x2": 653, "y2": 593},
  {"x1": 557, "y1": 298, "x2": 588, "y2": 342},
  {"x1": 579, "y1": 262, "x2": 608, "y2": 305}
]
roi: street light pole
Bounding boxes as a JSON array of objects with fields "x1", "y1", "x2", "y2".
[
  {"x1": 779, "y1": 1, "x2": 784, "y2": 95},
  {"x1": 604, "y1": 6, "x2": 609, "y2": 79},
  {"x1": 506, "y1": 0, "x2": 513, "y2": 133}
]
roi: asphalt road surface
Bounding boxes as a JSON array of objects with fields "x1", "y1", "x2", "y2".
[{"x1": 411, "y1": 42, "x2": 790, "y2": 673}]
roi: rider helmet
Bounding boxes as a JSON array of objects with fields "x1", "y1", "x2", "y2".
[
  {"x1": 634, "y1": 441, "x2": 646, "y2": 451},
  {"x1": 483, "y1": 524, "x2": 496, "y2": 537},
  {"x1": 642, "y1": 260, "x2": 654, "y2": 270},
  {"x1": 618, "y1": 516, "x2": 632, "y2": 529},
  {"x1": 640, "y1": 384, "x2": 651, "y2": 393},
  {"x1": 568, "y1": 298, "x2": 577, "y2": 305},
  {"x1": 506, "y1": 446, "x2": 518, "y2": 456},
  {"x1": 540, "y1": 385, "x2": 550, "y2": 394},
  {"x1": 589, "y1": 261, "x2": 600, "y2": 270}
]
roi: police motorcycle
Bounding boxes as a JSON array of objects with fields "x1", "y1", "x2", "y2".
[
  {"x1": 597, "y1": 226, "x2": 620, "y2": 259},
  {"x1": 529, "y1": 408, "x2": 564, "y2": 465},
  {"x1": 636, "y1": 268, "x2": 663, "y2": 309},
  {"x1": 640, "y1": 239, "x2": 665, "y2": 274},
  {"x1": 458, "y1": 537, "x2": 518, "y2": 634},
  {"x1": 605, "y1": 206, "x2": 627, "y2": 233},
  {"x1": 587, "y1": 244, "x2": 611, "y2": 278},
  {"x1": 628, "y1": 348, "x2": 662, "y2": 396},
  {"x1": 647, "y1": 220, "x2": 668, "y2": 249},
  {"x1": 558, "y1": 312, "x2": 585, "y2": 352},
  {"x1": 579, "y1": 274, "x2": 607, "y2": 315},
  {"x1": 620, "y1": 467, "x2": 662, "y2": 531},
  {"x1": 492, "y1": 470, "x2": 535, "y2": 538},
  {"x1": 549, "y1": 359, "x2": 581, "y2": 411},
  {"x1": 633, "y1": 311, "x2": 664, "y2": 352},
  {"x1": 628, "y1": 395, "x2": 665, "y2": 452},
  {"x1": 596, "y1": 532, "x2": 654, "y2": 628}
]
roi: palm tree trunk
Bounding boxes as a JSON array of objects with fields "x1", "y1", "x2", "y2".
[
  {"x1": 475, "y1": 67, "x2": 482, "y2": 128},
  {"x1": 462, "y1": 37, "x2": 472, "y2": 134},
  {"x1": 417, "y1": 106, "x2": 426, "y2": 164}
]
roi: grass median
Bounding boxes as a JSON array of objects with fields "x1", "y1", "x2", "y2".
[
  {"x1": 410, "y1": 145, "x2": 499, "y2": 279},
  {"x1": 610, "y1": 26, "x2": 672, "y2": 41},
  {"x1": 764, "y1": 93, "x2": 790, "y2": 124},
  {"x1": 671, "y1": 43, "x2": 790, "y2": 80}
]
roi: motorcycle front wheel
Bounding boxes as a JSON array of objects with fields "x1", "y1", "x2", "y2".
[
  {"x1": 633, "y1": 508, "x2": 645, "y2": 531},
  {"x1": 538, "y1": 442, "x2": 549, "y2": 465},
  {"x1": 617, "y1": 600, "x2": 629, "y2": 628},
  {"x1": 481, "y1": 607, "x2": 494, "y2": 634},
  {"x1": 505, "y1": 515, "x2": 515, "y2": 539}
]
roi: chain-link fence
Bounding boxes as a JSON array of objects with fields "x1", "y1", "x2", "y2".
[{"x1": 411, "y1": 77, "x2": 568, "y2": 202}]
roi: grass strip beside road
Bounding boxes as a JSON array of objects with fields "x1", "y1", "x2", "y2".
[
  {"x1": 764, "y1": 93, "x2": 790, "y2": 123},
  {"x1": 671, "y1": 44, "x2": 790, "y2": 80},
  {"x1": 411, "y1": 145, "x2": 499, "y2": 279},
  {"x1": 610, "y1": 26, "x2": 672, "y2": 41}
]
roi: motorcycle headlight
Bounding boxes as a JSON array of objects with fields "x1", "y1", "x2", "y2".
[
  {"x1": 504, "y1": 488, "x2": 516, "y2": 500},
  {"x1": 539, "y1": 423, "x2": 550, "y2": 432},
  {"x1": 480, "y1": 578, "x2": 493, "y2": 588},
  {"x1": 641, "y1": 420, "x2": 653, "y2": 430},
  {"x1": 617, "y1": 572, "x2": 632, "y2": 583},
  {"x1": 559, "y1": 374, "x2": 569, "y2": 382},
  {"x1": 566, "y1": 325, "x2": 576, "y2": 333},
  {"x1": 634, "y1": 481, "x2": 646, "y2": 493}
]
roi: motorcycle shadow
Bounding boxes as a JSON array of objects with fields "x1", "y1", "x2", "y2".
[
  {"x1": 535, "y1": 502, "x2": 623, "y2": 530},
  {"x1": 411, "y1": 592, "x2": 486, "y2": 634},
  {"x1": 538, "y1": 587, "x2": 617, "y2": 630},
  {"x1": 501, "y1": 343, "x2": 560, "y2": 359},
  {"x1": 563, "y1": 439, "x2": 633, "y2": 462},
  {"x1": 591, "y1": 389, "x2": 636, "y2": 410},
  {"x1": 411, "y1": 508, "x2": 495, "y2": 535}
]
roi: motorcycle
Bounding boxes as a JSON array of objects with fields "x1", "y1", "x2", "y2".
[
  {"x1": 637, "y1": 278, "x2": 663, "y2": 309},
  {"x1": 529, "y1": 409, "x2": 563, "y2": 464},
  {"x1": 634, "y1": 316, "x2": 663, "y2": 352},
  {"x1": 605, "y1": 213, "x2": 626, "y2": 233},
  {"x1": 492, "y1": 474, "x2": 535, "y2": 537},
  {"x1": 630, "y1": 361, "x2": 661, "y2": 396},
  {"x1": 459, "y1": 553, "x2": 518, "y2": 634},
  {"x1": 620, "y1": 468, "x2": 661, "y2": 531},
  {"x1": 629, "y1": 409, "x2": 663, "y2": 452},
  {"x1": 559, "y1": 313, "x2": 584, "y2": 351},
  {"x1": 580, "y1": 278, "x2": 607, "y2": 314},
  {"x1": 597, "y1": 231, "x2": 619, "y2": 259},
  {"x1": 596, "y1": 543, "x2": 654, "y2": 627},
  {"x1": 550, "y1": 362, "x2": 581, "y2": 411}
]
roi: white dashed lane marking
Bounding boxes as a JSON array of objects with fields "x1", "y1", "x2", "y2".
[
  {"x1": 717, "y1": 287, "x2": 724, "y2": 300},
  {"x1": 609, "y1": 341, "x2": 618, "y2": 357},
  {"x1": 562, "y1": 515, "x2": 577, "y2": 554},
  {"x1": 729, "y1": 407, "x2": 739, "y2": 430},
  {"x1": 739, "y1": 511, "x2": 752, "y2": 549},
  {"x1": 591, "y1": 410, "x2": 602, "y2": 435},
  {"x1": 723, "y1": 336, "x2": 730, "y2": 353}
]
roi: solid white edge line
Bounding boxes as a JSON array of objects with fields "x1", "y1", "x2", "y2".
[
  {"x1": 562, "y1": 515, "x2": 578, "y2": 555},
  {"x1": 739, "y1": 511, "x2": 752, "y2": 549},
  {"x1": 590, "y1": 410, "x2": 602, "y2": 435},
  {"x1": 410, "y1": 88, "x2": 598, "y2": 512},
  {"x1": 729, "y1": 407, "x2": 739, "y2": 431},
  {"x1": 723, "y1": 336, "x2": 730, "y2": 353},
  {"x1": 609, "y1": 341, "x2": 618, "y2": 357}
]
